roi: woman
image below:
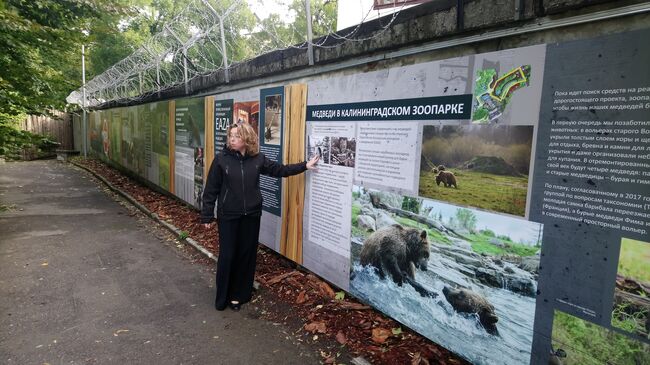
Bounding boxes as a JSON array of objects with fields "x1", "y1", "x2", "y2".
[{"x1": 201, "y1": 123, "x2": 319, "y2": 311}]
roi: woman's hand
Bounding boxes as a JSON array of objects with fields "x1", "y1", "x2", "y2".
[
  {"x1": 306, "y1": 154, "x2": 320, "y2": 170},
  {"x1": 202, "y1": 222, "x2": 215, "y2": 229}
]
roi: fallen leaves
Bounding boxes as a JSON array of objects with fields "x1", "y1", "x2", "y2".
[
  {"x1": 304, "y1": 321, "x2": 327, "y2": 333},
  {"x1": 73, "y1": 157, "x2": 468, "y2": 365},
  {"x1": 335, "y1": 331, "x2": 347, "y2": 345},
  {"x1": 371, "y1": 328, "x2": 392, "y2": 344},
  {"x1": 412, "y1": 352, "x2": 430, "y2": 365},
  {"x1": 295, "y1": 290, "x2": 307, "y2": 304}
]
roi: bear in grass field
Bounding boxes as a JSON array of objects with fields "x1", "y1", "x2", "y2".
[
  {"x1": 359, "y1": 224, "x2": 436, "y2": 298},
  {"x1": 435, "y1": 170, "x2": 457, "y2": 188},
  {"x1": 442, "y1": 286, "x2": 499, "y2": 335}
]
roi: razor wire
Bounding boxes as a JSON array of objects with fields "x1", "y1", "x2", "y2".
[{"x1": 67, "y1": 0, "x2": 411, "y2": 108}]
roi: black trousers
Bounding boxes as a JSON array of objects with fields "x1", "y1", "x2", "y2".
[{"x1": 215, "y1": 214, "x2": 261, "y2": 310}]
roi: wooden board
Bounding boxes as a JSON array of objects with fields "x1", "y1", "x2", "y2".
[
  {"x1": 280, "y1": 84, "x2": 308, "y2": 264},
  {"x1": 169, "y1": 100, "x2": 175, "y2": 194},
  {"x1": 204, "y1": 96, "x2": 215, "y2": 182}
]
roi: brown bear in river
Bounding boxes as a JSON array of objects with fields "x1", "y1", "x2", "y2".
[
  {"x1": 436, "y1": 170, "x2": 457, "y2": 188},
  {"x1": 360, "y1": 224, "x2": 436, "y2": 298},
  {"x1": 442, "y1": 286, "x2": 499, "y2": 335}
]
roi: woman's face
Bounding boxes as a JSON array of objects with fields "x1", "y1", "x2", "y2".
[{"x1": 228, "y1": 127, "x2": 245, "y2": 152}]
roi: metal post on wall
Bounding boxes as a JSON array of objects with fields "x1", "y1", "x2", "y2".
[
  {"x1": 156, "y1": 61, "x2": 161, "y2": 96},
  {"x1": 183, "y1": 48, "x2": 189, "y2": 94},
  {"x1": 219, "y1": 17, "x2": 230, "y2": 83},
  {"x1": 305, "y1": 0, "x2": 314, "y2": 66},
  {"x1": 202, "y1": 0, "x2": 230, "y2": 83},
  {"x1": 82, "y1": 45, "x2": 87, "y2": 158}
]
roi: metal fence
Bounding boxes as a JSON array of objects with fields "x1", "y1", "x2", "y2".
[{"x1": 66, "y1": 0, "x2": 409, "y2": 108}]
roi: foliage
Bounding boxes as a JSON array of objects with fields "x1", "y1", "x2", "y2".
[
  {"x1": 419, "y1": 169, "x2": 528, "y2": 217},
  {"x1": 421, "y1": 127, "x2": 532, "y2": 175},
  {"x1": 351, "y1": 201, "x2": 361, "y2": 226},
  {"x1": 0, "y1": 0, "x2": 129, "y2": 118},
  {"x1": 497, "y1": 234, "x2": 512, "y2": 242},
  {"x1": 552, "y1": 310, "x2": 650, "y2": 365},
  {"x1": 611, "y1": 303, "x2": 649, "y2": 339},
  {"x1": 455, "y1": 208, "x2": 476, "y2": 231},
  {"x1": 393, "y1": 216, "x2": 450, "y2": 244},
  {"x1": 0, "y1": 204, "x2": 17, "y2": 212},
  {"x1": 480, "y1": 229, "x2": 495, "y2": 237},
  {"x1": 251, "y1": 0, "x2": 337, "y2": 50},
  {"x1": 0, "y1": 115, "x2": 58, "y2": 160},
  {"x1": 618, "y1": 238, "x2": 650, "y2": 283},
  {"x1": 1, "y1": 0, "x2": 338, "y2": 122},
  {"x1": 401, "y1": 196, "x2": 421, "y2": 215},
  {"x1": 468, "y1": 232, "x2": 538, "y2": 257}
]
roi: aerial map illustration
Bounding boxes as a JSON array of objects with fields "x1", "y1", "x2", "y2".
[{"x1": 472, "y1": 65, "x2": 531, "y2": 124}]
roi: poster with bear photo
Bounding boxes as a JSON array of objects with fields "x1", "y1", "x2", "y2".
[{"x1": 349, "y1": 186, "x2": 543, "y2": 365}]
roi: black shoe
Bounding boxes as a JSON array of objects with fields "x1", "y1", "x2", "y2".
[{"x1": 229, "y1": 301, "x2": 241, "y2": 311}]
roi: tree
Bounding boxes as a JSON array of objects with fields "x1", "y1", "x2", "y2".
[
  {"x1": 401, "y1": 196, "x2": 421, "y2": 214},
  {"x1": 455, "y1": 208, "x2": 477, "y2": 231},
  {"x1": 0, "y1": 0, "x2": 129, "y2": 119},
  {"x1": 249, "y1": 0, "x2": 337, "y2": 51}
]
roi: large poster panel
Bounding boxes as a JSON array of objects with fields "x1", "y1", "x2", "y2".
[
  {"x1": 142, "y1": 101, "x2": 170, "y2": 189},
  {"x1": 529, "y1": 29, "x2": 650, "y2": 364},
  {"x1": 109, "y1": 109, "x2": 122, "y2": 163},
  {"x1": 350, "y1": 187, "x2": 543, "y2": 365},
  {"x1": 304, "y1": 44, "x2": 548, "y2": 365},
  {"x1": 174, "y1": 97, "x2": 205, "y2": 208},
  {"x1": 214, "y1": 99, "x2": 234, "y2": 154},
  {"x1": 259, "y1": 86, "x2": 284, "y2": 216}
]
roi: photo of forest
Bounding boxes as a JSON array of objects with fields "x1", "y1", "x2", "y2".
[
  {"x1": 419, "y1": 125, "x2": 533, "y2": 216},
  {"x1": 551, "y1": 310, "x2": 650, "y2": 365},
  {"x1": 611, "y1": 238, "x2": 650, "y2": 340}
]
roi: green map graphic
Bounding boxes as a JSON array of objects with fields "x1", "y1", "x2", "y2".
[{"x1": 472, "y1": 65, "x2": 531, "y2": 124}]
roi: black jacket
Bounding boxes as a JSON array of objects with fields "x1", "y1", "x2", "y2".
[{"x1": 200, "y1": 147, "x2": 307, "y2": 222}]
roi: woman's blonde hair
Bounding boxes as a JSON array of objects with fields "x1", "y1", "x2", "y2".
[{"x1": 227, "y1": 123, "x2": 259, "y2": 156}]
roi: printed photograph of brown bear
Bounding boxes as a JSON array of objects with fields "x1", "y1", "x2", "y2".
[
  {"x1": 359, "y1": 224, "x2": 435, "y2": 298},
  {"x1": 420, "y1": 125, "x2": 533, "y2": 217},
  {"x1": 349, "y1": 186, "x2": 543, "y2": 365}
]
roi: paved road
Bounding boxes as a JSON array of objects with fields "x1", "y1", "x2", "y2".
[{"x1": 0, "y1": 160, "x2": 321, "y2": 364}]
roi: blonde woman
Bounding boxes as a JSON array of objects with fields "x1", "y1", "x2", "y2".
[{"x1": 201, "y1": 123, "x2": 318, "y2": 311}]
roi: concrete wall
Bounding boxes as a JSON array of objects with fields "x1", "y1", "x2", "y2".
[{"x1": 96, "y1": 0, "x2": 648, "y2": 110}]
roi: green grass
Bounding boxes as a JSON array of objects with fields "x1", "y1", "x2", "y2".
[
  {"x1": 468, "y1": 233, "x2": 538, "y2": 257},
  {"x1": 552, "y1": 310, "x2": 650, "y2": 365},
  {"x1": 419, "y1": 169, "x2": 528, "y2": 217},
  {"x1": 351, "y1": 203, "x2": 361, "y2": 226},
  {"x1": 611, "y1": 303, "x2": 649, "y2": 339},
  {"x1": 0, "y1": 204, "x2": 16, "y2": 212},
  {"x1": 618, "y1": 238, "x2": 650, "y2": 283},
  {"x1": 394, "y1": 216, "x2": 451, "y2": 245},
  {"x1": 351, "y1": 210, "x2": 538, "y2": 256}
]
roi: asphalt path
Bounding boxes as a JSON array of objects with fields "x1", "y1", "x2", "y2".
[{"x1": 0, "y1": 160, "x2": 321, "y2": 364}]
